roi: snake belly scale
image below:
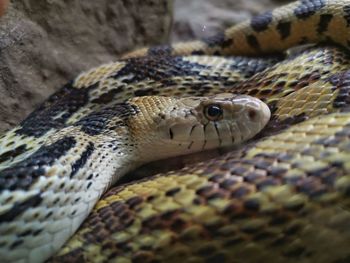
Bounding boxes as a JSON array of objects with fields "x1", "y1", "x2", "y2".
[{"x1": 2, "y1": 0, "x2": 350, "y2": 263}]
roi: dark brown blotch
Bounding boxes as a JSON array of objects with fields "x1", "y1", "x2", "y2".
[{"x1": 251, "y1": 11, "x2": 273, "y2": 32}]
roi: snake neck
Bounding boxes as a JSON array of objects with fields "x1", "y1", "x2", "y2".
[{"x1": 0, "y1": 124, "x2": 139, "y2": 263}]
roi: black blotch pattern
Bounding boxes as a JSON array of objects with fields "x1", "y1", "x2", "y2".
[
  {"x1": 104, "y1": 52, "x2": 277, "y2": 99},
  {"x1": 262, "y1": 113, "x2": 308, "y2": 137},
  {"x1": 0, "y1": 145, "x2": 27, "y2": 164},
  {"x1": 165, "y1": 187, "x2": 181, "y2": 196},
  {"x1": 344, "y1": 5, "x2": 350, "y2": 26},
  {"x1": 91, "y1": 86, "x2": 125, "y2": 104},
  {"x1": 317, "y1": 14, "x2": 333, "y2": 34},
  {"x1": 10, "y1": 240, "x2": 24, "y2": 250},
  {"x1": 206, "y1": 253, "x2": 226, "y2": 263},
  {"x1": 126, "y1": 196, "x2": 143, "y2": 209},
  {"x1": 298, "y1": 36, "x2": 310, "y2": 45},
  {"x1": 246, "y1": 35, "x2": 261, "y2": 50},
  {"x1": 115, "y1": 56, "x2": 209, "y2": 87},
  {"x1": 251, "y1": 11, "x2": 273, "y2": 32},
  {"x1": 202, "y1": 33, "x2": 233, "y2": 48},
  {"x1": 147, "y1": 45, "x2": 173, "y2": 56},
  {"x1": 294, "y1": 0, "x2": 326, "y2": 19},
  {"x1": 0, "y1": 136, "x2": 76, "y2": 191},
  {"x1": 327, "y1": 70, "x2": 350, "y2": 109},
  {"x1": 0, "y1": 193, "x2": 42, "y2": 223},
  {"x1": 191, "y1": 50, "x2": 206, "y2": 55},
  {"x1": 276, "y1": 21, "x2": 292, "y2": 40},
  {"x1": 229, "y1": 56, "x2": 283, "y2": 79},
  {"x1": 244, "y1": 199, "x2": 260, "y2": 211},
  {"x1": 134, "y1": 88, "x2": 160, "y2": 97},
  {"x1": 75, "y1": 103, "x2": 139, "y2": 136},
  {"x1": 15, "y1": 82, "x2": 96, "y2": 138},
  {"x1": 70, "y1": 142, "x2": 95, "y2": 178}
]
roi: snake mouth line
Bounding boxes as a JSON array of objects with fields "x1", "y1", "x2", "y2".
[
  {"x1": 168, "y1": 119, "x2": 263, "y2": 151},
  {"x1": 169, "y1": 128, "x2": 174, "y2": 139},
  {"x1": 213, "y1": 122, "x2": 222, "y2": 147}
]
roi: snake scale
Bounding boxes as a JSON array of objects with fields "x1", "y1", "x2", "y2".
[{"x1": 1, "y1": 0, "x2": 350, "y2": 262}]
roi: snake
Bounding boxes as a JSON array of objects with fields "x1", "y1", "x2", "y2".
[{"x1": 1, "y1": 0, "x2": 350, "y2": 262}]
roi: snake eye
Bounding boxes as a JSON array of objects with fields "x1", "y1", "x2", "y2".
[{"x1": 204, "y1": 104, "x2": 223, "y2": 121}]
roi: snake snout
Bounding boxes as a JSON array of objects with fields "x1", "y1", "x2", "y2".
[
  {"x1": 233, "y1": 95, "x2": 271, "y2": 142},
  {"x1": 245, "y1": 98, "x2": 271, "y2": 129}
]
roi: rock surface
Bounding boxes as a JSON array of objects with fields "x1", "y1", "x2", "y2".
[{"x1": 0, "y1": 0, "x2": 172, "y2": 132}]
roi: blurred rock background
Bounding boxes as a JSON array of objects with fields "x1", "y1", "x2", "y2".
[
  {"x1": 172, "y1": 0, "x2": 291, "y2": 41},
  {"x1": 0, "y1": 0, "x2": 291, "y2": 132}
]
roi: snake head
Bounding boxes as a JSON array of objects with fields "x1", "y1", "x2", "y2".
[
  {"x1": 168, "y1": 93, "x2": 270, "y2": 148},
  {"x1": 131, "y1": 93, "x2": 270, "y2": 161}
]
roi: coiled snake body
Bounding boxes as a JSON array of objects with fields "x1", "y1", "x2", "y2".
[{"x1": 2, "y1": 0, "x2": 350, "y2": 262}]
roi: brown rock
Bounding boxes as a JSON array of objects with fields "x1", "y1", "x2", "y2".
[
  {"x1": 0, "y1": 0, "x2": 172, "y2": 132},
  {"x1": 0, "y1": 0, "x2": 8, "y2": 17}
]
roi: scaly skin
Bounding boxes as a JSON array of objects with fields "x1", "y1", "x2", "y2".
[
  {"x1": 2, "y1": 0, "x2": 350, "y2": 262},
  {"x1": 0, "y1": 90, "x2": 268, "y2": 262},
  {"x1": 52, "y1": 45, "x2": 350, "y2": 263}
]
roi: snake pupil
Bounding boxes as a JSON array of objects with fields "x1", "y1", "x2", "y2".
[{"x1": 205, "y1": 105, "x2": 223, "y2": 120}]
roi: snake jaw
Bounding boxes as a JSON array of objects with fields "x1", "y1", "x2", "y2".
[{"x1": 141, "y1": 93, "x2": 270, "y2": 160}]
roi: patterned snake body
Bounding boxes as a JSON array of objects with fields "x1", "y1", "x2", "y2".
[
  {"x1": 1, "y1": 0, "x2": 350, "y2": 262},
  {"x1": 53, "y1": 45, "x2": 350, "y2": 263},
  {"x1": 0, "y1": 90, "x2": 269, "y2": 263}
]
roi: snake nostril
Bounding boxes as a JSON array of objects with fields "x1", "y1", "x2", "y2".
[{"x1": 248, "y1": 109, "x2": 257, "y2": 121}]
